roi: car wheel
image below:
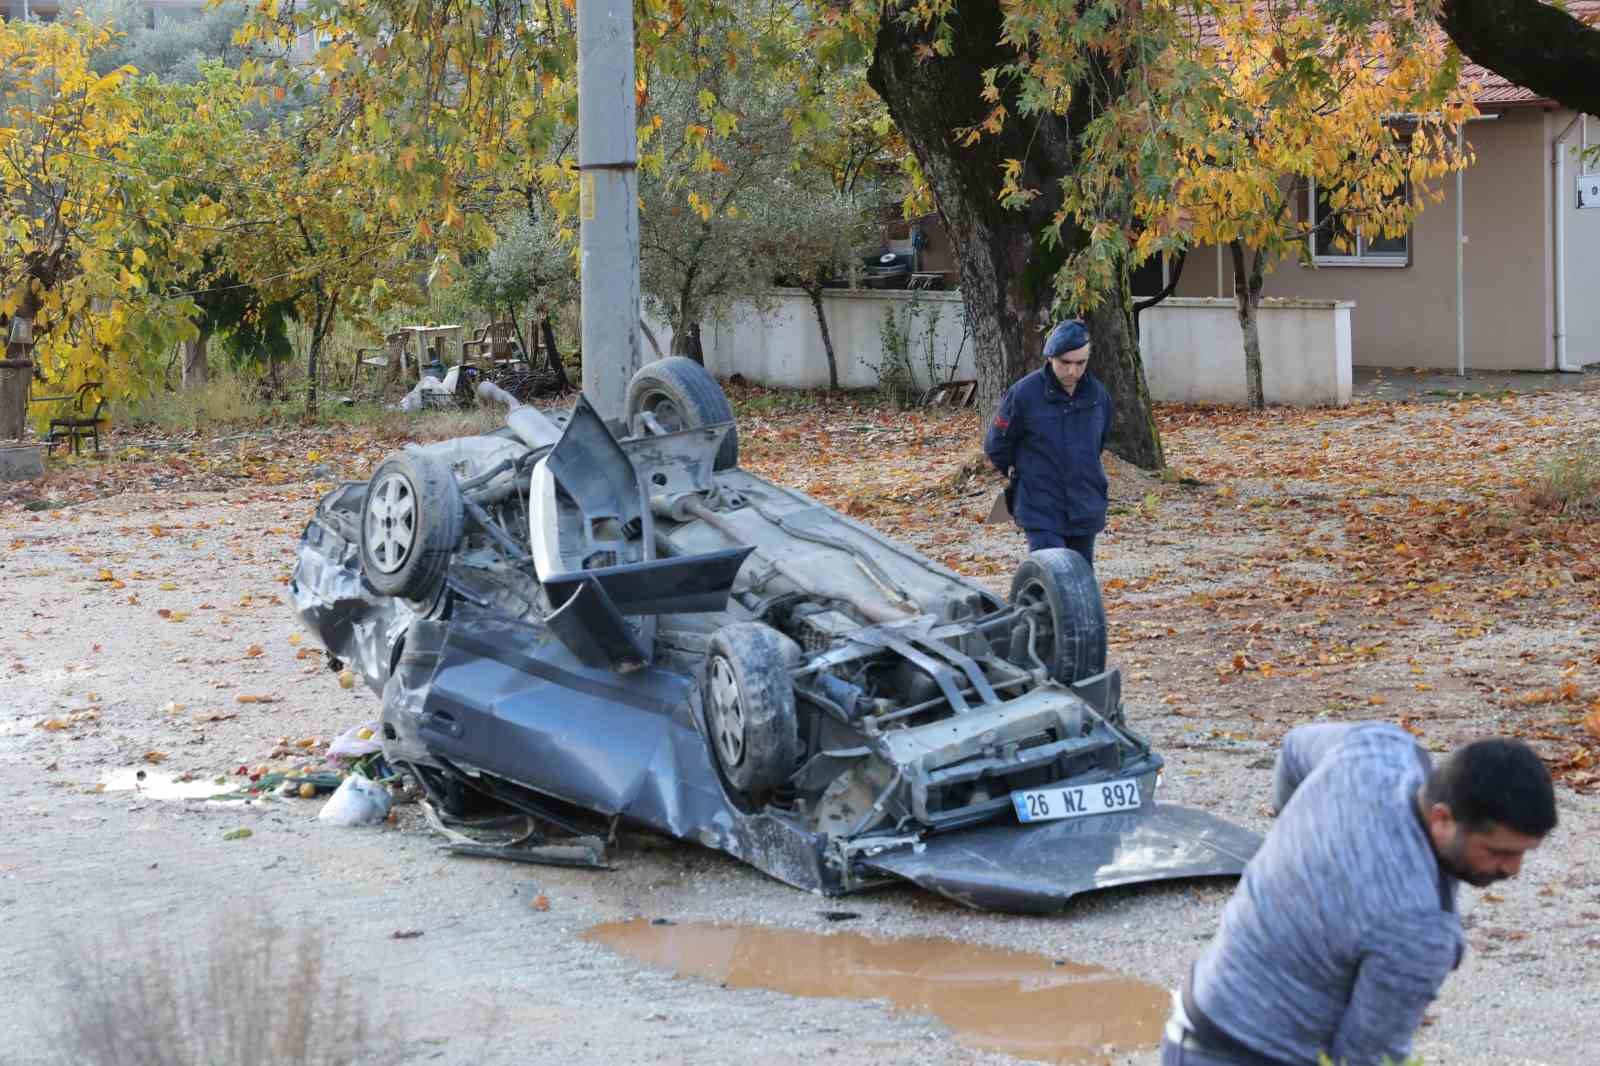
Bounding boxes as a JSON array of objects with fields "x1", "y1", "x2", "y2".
[
  {"x1": 1008, "y1": 548, "x2": 1106, "y2": 685},
  {"x1": 359, "y1": 450, "x2": 464, "y2": 600},
  {"x1": 704, "y1": 623, "x2": 799, "y2": 802},
  {"x1": 625, "y1": 357, "x2": 739, "y2": 470}
]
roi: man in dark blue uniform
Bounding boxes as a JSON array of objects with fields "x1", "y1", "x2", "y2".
[{"x1": 983, "y1": 319, "x2": 1114, "y2": 567}]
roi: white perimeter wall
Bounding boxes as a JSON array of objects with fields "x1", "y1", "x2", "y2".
[
  {"x1": 646, "y1": 289, "x2": 977, "y2": 392},
  {"x1": 646, "y1": 289, "x2": 1353, "y2": 406},
  {"x1": 1139, "y1": 297, "x2": 1353, "y2": 406}
]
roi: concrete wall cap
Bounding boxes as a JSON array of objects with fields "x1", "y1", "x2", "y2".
[{"x1": 1151, "y1": 296, "x2": 1355, "y2": 310}]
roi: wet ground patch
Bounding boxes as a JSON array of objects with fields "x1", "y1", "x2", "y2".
[{"x1": 584, "y1": 918, "x2": 1169, "y2": 1064}]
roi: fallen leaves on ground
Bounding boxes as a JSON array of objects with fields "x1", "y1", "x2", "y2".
[{"x1": 738, "y1": 384, "x2": 1600, "y2": 790}]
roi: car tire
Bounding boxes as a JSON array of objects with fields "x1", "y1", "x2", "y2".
[
  {"x1": 625, "y1": 357, "x2": 739, "y2": 470},
  {"x1": 359, "y1": 450, "x2": 464, "y2": 601},
  {"x1": 704, "y1": 623, "x2": 800, "y2": 802},
  {"x1": 1008, "y1": 548, "x2": 1106, "y2": 684}
]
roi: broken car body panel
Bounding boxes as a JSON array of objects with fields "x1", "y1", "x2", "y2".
[
  {"x1": 291, "y1": 366, "x2": 1260, "y2": 911},
  {"x1": 860, "y1": 804, "x2": 1264, "y2": 914}
]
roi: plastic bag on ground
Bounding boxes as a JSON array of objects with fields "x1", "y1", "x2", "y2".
[
  {"x1": 317, "y1": 773, "x2": 392, "y2": 826},
  {"x1": 327, "y1": 720, "x2": 383, "y2": 761}
]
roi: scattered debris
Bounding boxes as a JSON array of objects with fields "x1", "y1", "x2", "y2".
[
  {"x1": 327, "y1": 720, "x2": 382, "y2": 762},
  {"x1": 418, "y1": 799, "x2": 609, "y2": 870},
  {"x1": 98, "y1": 768, "x2": 234, "y2": 801},
  {"x1": 317, "y1": 774, "x2": 391, "y2": 826},
  {"x1": 920, "y1": 379, "x2": 977, "y2": 408}
]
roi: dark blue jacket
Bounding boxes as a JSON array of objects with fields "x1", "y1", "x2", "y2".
[{"x1": 983, "y1": 366, "x2": 1113, "y2": 537}]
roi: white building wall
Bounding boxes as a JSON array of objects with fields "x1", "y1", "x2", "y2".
[{"x1": 1556, "y1": 112, "x2": 1600, "y2": 370}]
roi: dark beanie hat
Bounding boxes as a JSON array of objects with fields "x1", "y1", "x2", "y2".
[{"x1": 1043, "y1": 319, "x2": 1090, "y2": 358}]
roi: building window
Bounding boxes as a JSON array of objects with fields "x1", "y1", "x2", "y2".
[{"x1": 1306, "y1": 177, "x2": 1411, "y2": 267}]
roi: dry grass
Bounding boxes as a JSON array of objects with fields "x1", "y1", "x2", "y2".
[
  {"x1": 122, "y1": 366, "x2": 267, "y2": 431},
  {"x1": 411, "y1": 405, "x2": 513, "y2": 441},
  {"x1": 1529, "y1": 434, "x2": 1600, "y2": 515},
  {"x1": 46, "y1": 913, "x2": 382, "y2": 1066}
]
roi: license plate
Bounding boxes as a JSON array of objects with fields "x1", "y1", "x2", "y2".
[{"x1": 1012, "y1": 777, "x2": 1142, "y2": 823}]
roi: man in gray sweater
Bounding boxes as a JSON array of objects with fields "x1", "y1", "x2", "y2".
[{"x1": 1163, "y1": 723, "x2": 1557, "y2": 1066}]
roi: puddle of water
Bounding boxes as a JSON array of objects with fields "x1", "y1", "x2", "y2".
[
  {"x1": 583, "y1": 920, "x2": 1169, "y2": 1064},
  {"x1": 98, "y1": 768, "x2": 235, "y2": 800}
]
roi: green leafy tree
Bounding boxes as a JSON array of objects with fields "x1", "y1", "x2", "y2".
[
  {"x1": 757, "y1": 186, "x2": 876, "y2": 390},
  {"x1": 0, "y1": 16, "x2": 204, "y2": 415},
  {"x1": 235, "y1": 0, "x2": 901, "y2": 399},
  {"x1": 464, "y1": 207, "x2": 576, "y2": 377},
  {"x1": 85, "y1": 0, "x2": 251, "y2": 84},
  {"x1": 638, "y1": 50, "x2": 805, "y2": 361}
]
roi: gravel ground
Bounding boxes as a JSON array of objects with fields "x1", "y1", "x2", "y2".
[{"x1": 2, "y1": 386, "x2": 1597, "y2": 1065}]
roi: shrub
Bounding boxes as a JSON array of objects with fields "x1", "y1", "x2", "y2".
[
  {"x1": 46, "y1": 913, "x2": 380, "y2": 1066},
  {"x1": 1529, "y1": 434, "x2": 1600, "y2": 515},
  {"x1": 121, "y1": 363, "x2": 268, "y2": 431}
]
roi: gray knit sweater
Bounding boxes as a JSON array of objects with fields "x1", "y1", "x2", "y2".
[{"x1": 1189, "y1": 723, "x2": 1465, "y2": 1066}]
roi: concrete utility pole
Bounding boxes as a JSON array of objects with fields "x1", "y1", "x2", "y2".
[{"x1": 576, "y1": 0, "x2": 642, "y2": 419}]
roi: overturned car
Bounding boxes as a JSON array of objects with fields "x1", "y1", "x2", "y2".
[{"x1": 291, "y1": 359, "x2": 1259, "y2": 912}]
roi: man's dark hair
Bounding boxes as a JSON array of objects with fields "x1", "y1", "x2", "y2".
[{"x1": 1423, "y1": 738, "x2": 1557, "y2": 836}]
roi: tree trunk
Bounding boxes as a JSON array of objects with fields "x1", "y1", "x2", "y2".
[
  {"x1": 305, "y1": 311, "x2": 321, "y2": 416},
  {"x1": 1088, "y1": 297, "x2": 1165, "y2": 467},
  {"x1": 670, "y1": 313, "x2": 705, "y2": 364},
  {"x1": 639, "y1": 316, "x2": 665, "y2": 361},
  {"x1": 305, "y1": 288, "x2": 337, "y2": 416},
  {"x1": 1229, "y1": 241, "x2": 1267, "y2": 410},
  {"x1": 866, "y1": 0, "x2": 1164, "y2": 468},
  {"x1": 687, "y1": 322, "x2": 705, "y2": 364},
  {"x1": 807, "y1": 283, "x2": 840, "y2": 391},
  {"x1": 670, "y1": 267, "x2": 705, "y2": 363},
  {"x1": 1438, "y1": 0, "x2": 1600, "y2": 117},
  {"x1": 541, "y1": 317, "x2": 570, "y2": 388},
  {"x1": 517, "y1": 316, "x2": 532, "y2": 361},
  {"x1": 181, "y1": 331, "x2": 210, "y2": 391},
  {"x1": 669, "y1": 308, "x2": 693, "y2": 361}
]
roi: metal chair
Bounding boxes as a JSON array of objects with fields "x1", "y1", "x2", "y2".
[{"x1": 43, "y1": 381, "x2": 107, "y2": 455}]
